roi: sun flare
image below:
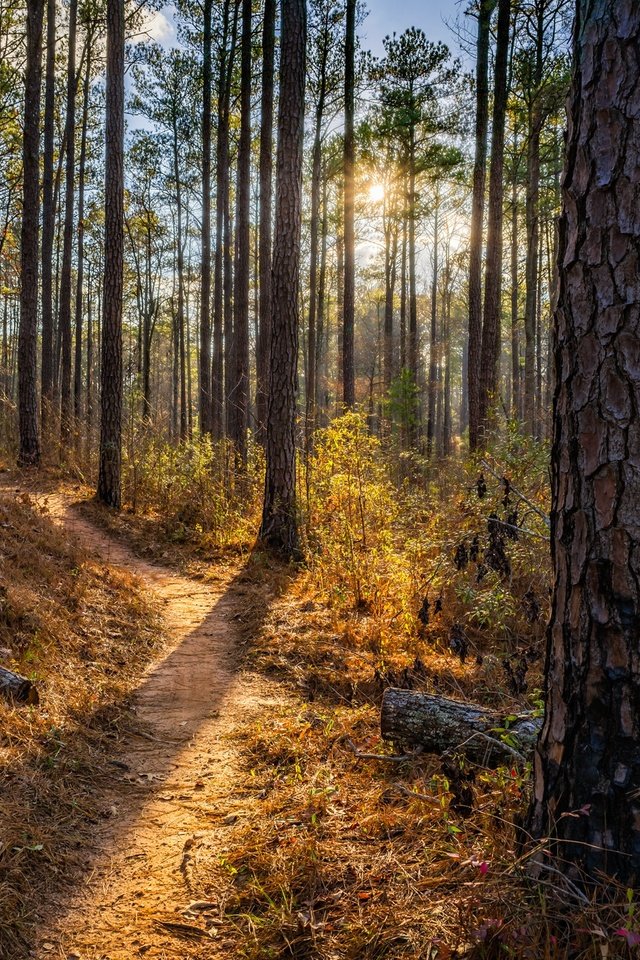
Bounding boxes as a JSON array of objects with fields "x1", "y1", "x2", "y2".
[{"x1": 368, "y1": 182, "x2": 385, "y2": 203}]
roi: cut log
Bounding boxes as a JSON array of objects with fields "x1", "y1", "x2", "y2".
[
  {"x1": 380, "y1": 687, "x2": 540, "y2": 767},
  {"x1": 0, "y1": 666, "x2": 39, "y2": 705}
]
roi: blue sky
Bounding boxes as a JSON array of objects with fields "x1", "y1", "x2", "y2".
[{"x1": 362, "y1": 0, "x2": 465, "y2": 57}]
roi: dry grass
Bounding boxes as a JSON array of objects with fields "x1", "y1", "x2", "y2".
[{"x1": 0, "y1": 485, "x2": 164, "y2": 958}]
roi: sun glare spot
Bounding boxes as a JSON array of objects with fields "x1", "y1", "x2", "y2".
[{"x1": 368, "y1": 183, "x2": 385, "y2": 203}]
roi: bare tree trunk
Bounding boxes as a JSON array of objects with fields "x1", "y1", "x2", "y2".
[
  {"x1": 524, "y1": 2, "x2": 543, "y2": 436},
  {"x1": 229, "y1": 0, "x2": 252, "y2": 463},
  {"x1": 260, "y1": 0, "x2": 306, "y2": 559},
  {"x1": 478, "y1": 0, "x2": 510, "y2": 438},
  {"x1": 467, "y1": 0, "x2": 494, "y2": 452},
  {"x1": 98, "y1": 0, "x2": 124, "y2": 508},
  {"x1": 40, "y1": 0, "x2": 56, "y2": 433},
  {"x1": 74, "y1": 35, "x2": 92, "y2": 435},
  {"x1": 256, "y1": 0, "x2": 276, "y2": 444},
  {"x1": 199, "y1": 0, "x2": 213, "y2": 436},
  {"x1": 511, "y1": 128, "x2": 521, "y2": 422},
  {"x1": 59, "y1": 0, "x2": 78, "y2": 443},
  {"x1": 18, "y1": 0, "x2": 44, "y2": 466},
  {"x1": 427, "y1": 197, "x2": 439, "y2": 455},
  {"x1": 342, "y1": 0, "x2": 356, "y2": 408}
]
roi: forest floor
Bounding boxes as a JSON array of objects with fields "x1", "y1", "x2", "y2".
[
  {"x1": 0, "y1": 476, "x2": 288, "y2": 959},
  {"x1": 2, "y1": 450, "x2": 634, "y2": 960}
]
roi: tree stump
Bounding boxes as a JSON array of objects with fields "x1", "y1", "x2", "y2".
[{"x1": 0, "y1": 666, "x2": 39, "y2": 705}]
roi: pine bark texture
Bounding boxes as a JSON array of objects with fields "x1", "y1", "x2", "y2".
[
  {"x1": 98, "y1": 0, "x2": 124, "y2": 508},
  {"x1": 260, "y1": 0, "x2": 306, "y2": 559},
  {"x1": 18, "y1": 0, "x2": 44, "y2": 466},
  {"x1": 529, "y1": 0, "x2": 640, "y2": 885}
]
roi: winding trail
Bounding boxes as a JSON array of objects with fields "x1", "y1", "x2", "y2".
[{"x1": 31, "y1": 492, "x2": 279, "y2": 960}]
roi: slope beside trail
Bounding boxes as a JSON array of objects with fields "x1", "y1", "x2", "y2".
[{"x1": 29, "y1": 491, "x2": 281, "y2": 960}]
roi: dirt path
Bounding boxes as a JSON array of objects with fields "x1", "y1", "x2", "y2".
[{"x1": 32, "y1": 493, "x2": 279, "y2": 960}]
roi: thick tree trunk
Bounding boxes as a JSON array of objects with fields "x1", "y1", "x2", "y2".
[
  {"x1": 260, "y1": 0, "x2": 306, "y2": 560},
  {"x1": 528, "y1": 0, "x2": 640, "y2": 885},
  {"x1": 342, "y1": 0, "x2": 355, "y2": 409},
  {"x1": 381, "y1": 688, "x2": 540, "y2": 767},
  {"x1": 478, "y1": 0, "x2": 510, "y2": 437},
  {"x1": 98, "y1": 0, "x2": 124, "y2": 508},
  {"x1": 18, "y1": 0, "x2": 44, "y2": 467},
  {"x1": 256, "y1": 0, "x2": 276, "y2": 445},
  {"x1": 467, "y1": 0, "x2": 494, "y2": 453}
]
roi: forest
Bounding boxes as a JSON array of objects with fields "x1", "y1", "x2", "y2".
[{"x1": 1, "y1": 0, "x2": 640, "y2": 957}]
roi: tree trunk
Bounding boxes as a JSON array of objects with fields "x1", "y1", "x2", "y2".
[
  {"x1": 212, "y1": 0, "x2": 237, "y2": 440},
  {"x1": 199, "y1": 0, "x2": 213, "y2": 436},
  {"x1": 467, "y1": 0, "x2": 494, "y2": 453},
  {"x1": 528, "y1": 0, "x2": 640, "y2": 885},
  {"x1": 381, "y1": 688, "x2": 540, "y2": 767},
  {"x1": 511, "y1": 128, "x2": 520, "y2": 422},
  {"x1": 98, "y1": 0, "x2": 124, "y2": 508},
  {"x1": 427, "y1": 198, "x2": 439, "y2": 455},
  {"x1": 524, "y1": 3, "x2": 543, "y2": 436},
  {"x1": 40, "y1": 0, "x2": 56, "y2": 433},
  {"x1": 478, "y1": 0, "x2": 510, "y2": 437},
  {"x1": 59, "y1": 0, "x2": 78, "y2": 443},
  {"x1": 260, "y1": 0, "x2": 306, "y2": 560},
  {"x1": 342, "y1": 0, "x2": 356, "y2": 409},
  {"x1": 74, "y1": 35, "x2": 92, "y2": 433},
  {"x1": 18, "y1": 0, "x2": 44, "y2": 467},
  {"x1": 229, "y1": 0, "x2": 252, "y2": 463},
  {"x1": 256, "y1": 0, "x2": 276, "y2": 444}
]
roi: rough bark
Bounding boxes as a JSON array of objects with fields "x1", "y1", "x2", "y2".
[
  {"x1": 260, "y1": 0, "x2": 306, "y2": 560},
  {"x1": 98, "y1": 0, "x2": 124, "y2": 508},
  {"x1": 381, "y1": 688, "x2": 540, "y2": 767},
  {"x1": 342, "y1": 0, "x2": 356, "y2": 408},
  {"x1": 18, "y1": 0, "x2": 44, "y2": 467},
  {"x1": 0, "y1": 666, "x2": 39, "y2": 705},
  {"x1": 528, "y1": 0, "x2": 640, "y2": 885},
  {"x1": 467, "y1": 0, "x2": 494, "y2": 452}
]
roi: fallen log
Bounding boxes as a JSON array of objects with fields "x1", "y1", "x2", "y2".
[
  {"x1": 0, "y1": 666, "x2": 39, "y2": 705},
  {"x1": 380, "y1": 687, "x2": 541, "y2": 767}
]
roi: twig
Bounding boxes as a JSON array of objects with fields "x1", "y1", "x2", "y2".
[
  {"x1": 491, "y1": 518, "x2": 548, "y2": 541},
  {"x1": 345, "y1": 738, "x2": 423, "y2": 763},
  {"x1": 393, "y1": 783, "x2": 441, "y2": 807},
  {"x1": 481, "y1": 459, "x2": 550, "y2": 528},
  {"x1": 449, "y1": 730, "x2": 527, "y2": 765}
]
